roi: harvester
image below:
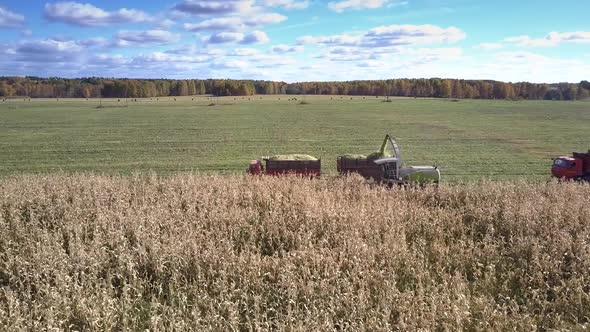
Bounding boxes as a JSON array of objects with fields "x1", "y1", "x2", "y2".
[
  {"x1": 551, "y1": 150, "x2": 590, "y2": 182},
  {"x1": 337, "y1": 134, "x2": 440, "y2": 185}
]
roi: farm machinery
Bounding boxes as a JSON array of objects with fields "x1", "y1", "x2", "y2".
[
  {"x1": 248, "y1": 155, "x2": 321, "y2": 176},
  {"x1": 337, "y1": 134, "x2": 440, "y2": 185},
  {"x1": 247, "y1": 134, "x2": 440, "y2": 185},
  {"x1": 551, "y1": 150, "x2": 590, "y2": 182}
]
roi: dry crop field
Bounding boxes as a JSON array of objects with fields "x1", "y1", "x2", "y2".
[
  {"x1": 1, "y1": 96, "x2": 589, "y2": 181},
  {"x1": 0, "y1": 174, "x2": 589, "y2": 330}
]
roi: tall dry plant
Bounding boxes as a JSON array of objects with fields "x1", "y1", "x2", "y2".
[{"x1": 0, "y1": 173, "x2": 588, "y2": 331}]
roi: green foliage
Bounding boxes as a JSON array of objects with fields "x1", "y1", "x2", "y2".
[{"x1": 544, "y1": 89, "x2": 563, "y2": 100}]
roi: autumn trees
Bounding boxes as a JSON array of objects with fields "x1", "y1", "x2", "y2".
[{"x1": 0, "y1": 76, "x2": 588, "y2": 101}]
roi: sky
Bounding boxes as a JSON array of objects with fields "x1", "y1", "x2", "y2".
[{"x1": 0, "y1": 0, "x2": 588, "y2": 83}]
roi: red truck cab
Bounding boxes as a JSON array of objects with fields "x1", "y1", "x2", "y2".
[
  {"x1": 248, "y1": 160, "x2": 264, "y2": 175},
  {"x1": 552, "y1": 151, "x2": 590, "y2": 181}
]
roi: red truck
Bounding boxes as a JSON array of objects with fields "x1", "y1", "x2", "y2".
[
  {"x1": 551, "y1": 151, "x2": 590, "y2": 182},
  {"x1": 248, "y1": 155, "x2": 321, "y2": 177}
]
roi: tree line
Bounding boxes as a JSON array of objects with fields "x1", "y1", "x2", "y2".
[{"x1": 1, "y1": 76, "x2": 588, "y2": 101}]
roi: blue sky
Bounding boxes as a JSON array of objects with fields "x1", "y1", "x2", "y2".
[{"x1": 0, "y1": 0, "x2": 588, "y2": 82}]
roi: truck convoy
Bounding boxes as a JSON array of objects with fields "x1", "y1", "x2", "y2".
[
  {"x1": 248, "y1": 134, "x2": 440, "y2": 185},
  {"x1": 551, "y1": 151, "x2": 590, "y2": 182},
  {"x1": 247, "y1": 135, "x2": 588, "y2": 183}
]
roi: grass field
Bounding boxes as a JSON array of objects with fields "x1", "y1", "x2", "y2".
[
  {"x1": 1, "y1": 95, "x2": 589, "y2": 180},
  {"x1": 1, "y1": 174, "x2": 589, "y2": 330}
]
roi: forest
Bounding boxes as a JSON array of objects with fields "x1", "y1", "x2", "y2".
[{"x1": 1, "y1": 76, "x2": 589, "y2": 100}]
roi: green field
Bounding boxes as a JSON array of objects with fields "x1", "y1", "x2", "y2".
[{"x1": 1, "y1": 95, "x2": 588, "y2": 180}]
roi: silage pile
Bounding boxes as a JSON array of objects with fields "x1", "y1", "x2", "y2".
[
  {"x1": 268, "y1": 154, "x2": 318, "y2": 161},
  {"x1": 340, "y1": 138, "x2": 393, "y2": 160}
]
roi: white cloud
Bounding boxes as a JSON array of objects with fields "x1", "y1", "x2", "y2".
[
  {"x1": 185, "y1": 17, "x2": 243, "y2": 31},
  {"x1": 476, "y1": 42, "x2": 503, "y2": 50},
  {"x1": 403, "y1": 47, "x2": 463, "y2": 63},
  {"x1": 319, "y1": 46, "x2": 379, "y2": 62},
  {"x1": 356, "y1": 60, "x2": 382, "y2": 67},
  {"x1": 249, "y1": 13, "x2": 287, "y2": 25},
  {"x1": 44, "y1": 2, "x2": 152, "y2": 27},
  {"x1": 558, "y1": 31, "x2": 590, "y2": 43},
  {"x1": 504, "y1": 35, "x2": 554, "y2": 47},
  {"x1": 241, "y1": 31, "x2": 270, "y2": 44},
  {"x1": 132, "y1": 52, "x2": 211, "y2": 64},
  {"x1": 327, "y1": 46, "x2": 364, "y2": 55},
  {"x1": 164, "y1": 45, "x2": 201, "y2": 55},
  {"x1": 364, "y1": 25, "x2": 466, "y2": 46},
  {"x1": 184, "y1": 13, "x2": 286, "y2": 31},
  {"x1": 298, "y1": 24, "x2": 465, "y2": 47},
  {"x1": 325, "y1": 53, "x2": 377, "y2": 62},
  {"x1": 17, "y1": 40, "x2": 83, "y2": 54},
  {"x1": 164, "y1": 46, "x2": 227, "y2": 58},
  {"x1": 288, "y1": 45, "x2": 465, "y2": 81},
  {"x1": 251, "y1": 54, "x2": 296, "y2": 67},
  {"x1": 90, "y1": 54, "x2": 131, "y2": 66},
  {"x1": 78, "y1": 37, "x2": 110, "y2": 47},
  {"x1": 504, "y1": 31, "x2": 590, "y2": 47},
  {"x1": 272, "y1": 44, "x2": 304, "y2": 53},
  {"x1": 3, "y1": 39, "x2": 586, "y2": 83},
  {"x1": 155, "y1": 19, "x2": 176, "y2": 29},
  {"x1": 328, "y1": 0, "x2": 389, "y2": 13},
  {"x1": 479, "y1": 51, "x2": 590, "y2": 82},
  {"x1": 496, "y1": 51, "x2": 577, "y2": 65},
  {"x1": 0, "y1": 6, "x2": 25, "y2": 28},
  {"x1": 262, "y1": 0, "x2": 310, "y2": 10},
  {"x1": 0, "y1": 36, "x2": 112, "y2": 65},
  {"x1": 207, "y1": 31, "x2": 245, "y2": 44},
  {"x1": 229, "y1": 48, "x2": 260, "y2": 56},
  {"x1": 13, "y1": 39, "x2": 84, "y2": 62},
  {"x1": 297, "y1": 34, "x2": 360, "y2": 46},
  {"x1": 210, "y1": 59, "x2": 249, "y2": 69},
  {"x1": 173, "y1": 0, "x2": 255, "y2": 16},
  {"x1": 114, "y1": 30, "x2": 180, "y2": 46},
  {"x1": 205, "y1": 30, "x2": 269, "y2": 44},
  {"x1": 206, "y1": 48, "x2": 227, "y2": 56}
]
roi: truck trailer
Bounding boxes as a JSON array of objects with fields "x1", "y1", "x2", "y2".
[{"x1": 248, "y1": 155, "x2": 321, "y2": 177}]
